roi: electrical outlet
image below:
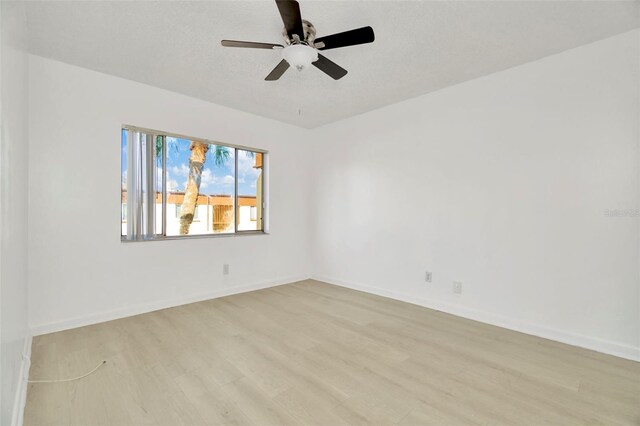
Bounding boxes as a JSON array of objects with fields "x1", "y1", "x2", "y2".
[
  {"x1": 223, "y1": 264, "x2": 229, "y2": 275},
  {"x1": 453, "y1": 281, "x2": 462, "y2": 294},
  {"x1": 425, "y1": 271, "x2": 432, "y2": 283}
]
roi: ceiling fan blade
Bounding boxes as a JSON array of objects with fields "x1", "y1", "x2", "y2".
[
  {"x1": 265, "y1": 59, "x2": 290, "y2": 81},
  {"x1": 314, "y1": 26, "x2": 375, "y2": 50},
  {"x1": 275, "y1": 0, "x2": 304, "y2": 39},
  {"x1": 313, "y1": 54, "x2": 347, "y2": 80},
  {"x1": 221, "y1": 40, "x2": 283, "y2": 49}
]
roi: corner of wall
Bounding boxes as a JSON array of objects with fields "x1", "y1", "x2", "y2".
[{"x1": 1, "y1": 0, "x2": 31, "y2": 423}]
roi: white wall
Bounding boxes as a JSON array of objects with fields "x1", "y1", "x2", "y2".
[
  {"x1": 310, "y1": 30, "x2": 640, "y2": 361},
  {"x1": 0, "y1": 1, "x2": 30, "y2": 424},
  {"x1": 28, "y1": 55, "x2": 311, "y2": 334}
]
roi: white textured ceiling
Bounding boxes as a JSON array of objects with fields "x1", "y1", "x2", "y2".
[{"x1": 26, "y1": 1, "x2": 639, "y2": 128}]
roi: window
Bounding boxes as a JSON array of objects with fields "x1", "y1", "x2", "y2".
[
  {"x1": 237, "y1": 150, "x2": 264, "y2": 231},
  {"x1": 121, "y1": 126, "x2": 266, "y2": 241}
]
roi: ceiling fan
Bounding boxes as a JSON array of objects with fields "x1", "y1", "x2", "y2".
[{"x1": 221, "y1": 0, "x2": 375, "y2": 81}]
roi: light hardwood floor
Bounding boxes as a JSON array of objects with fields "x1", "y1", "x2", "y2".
[{"x1": 25, "y1": 280, "x2": 640, "y2": 425}]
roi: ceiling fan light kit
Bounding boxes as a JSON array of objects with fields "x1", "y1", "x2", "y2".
[
  {"x1": 221, "y1": 0, "x2": 375, "y2": 81},
  {"x1": 283, "y1": 44, "x2": 318, "y2": 71}
]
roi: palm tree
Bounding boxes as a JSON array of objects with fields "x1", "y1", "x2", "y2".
[{"x1": 179, "y1": 142, "x2": 231, "y2": 234}]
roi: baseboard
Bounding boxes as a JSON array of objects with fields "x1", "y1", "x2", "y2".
[
  {"x1": 31, "y1": 275, "x2": 309, "y2": 336},
  {"x1": 11, "y1": 333, "x2": 32, "y2": 426},
  {"x1": 312, "y1": 275, "x2": 640, "y2": 363}
]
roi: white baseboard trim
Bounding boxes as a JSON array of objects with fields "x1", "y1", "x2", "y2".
[
  {"x1": 11, "y1": 333, "x2": 32, "y2": 426},
  {"x1": 312, "y1": 275, "x2": 640, "y2": 363},
  {"x1": 31, "y1": 275, "x2": 309, "y2": 336}
]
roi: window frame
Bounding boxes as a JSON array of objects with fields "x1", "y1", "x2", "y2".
[{"x1": 121, "y1": 125, "x2": 268, "y2": 242}]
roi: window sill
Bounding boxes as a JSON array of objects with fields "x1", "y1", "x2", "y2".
[{"x1": 121, "y1": 230, "x2": 268, "y2": 243}]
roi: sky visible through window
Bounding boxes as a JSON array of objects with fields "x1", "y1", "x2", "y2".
[{"x1": 121, "y1": 131, "x2": 260, "y2": 196}]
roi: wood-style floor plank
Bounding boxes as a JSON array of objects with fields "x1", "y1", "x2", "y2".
[{"x1": 24, "y1": 279, "x2": 640, "y2": 425}]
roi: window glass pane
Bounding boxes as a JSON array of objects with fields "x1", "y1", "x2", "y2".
[
  {"x1": 237, "y1": 150, "x2": 263, "y2": 231},
  {"x1": 165, "y1": 138, "x2": 235, "y2": 236},
  {"x1": 155, "y1": 135, "x2": 164, "y2": 235},
  {"x1": 121, "y1": 129, "x2": 127, "y2": 236}
]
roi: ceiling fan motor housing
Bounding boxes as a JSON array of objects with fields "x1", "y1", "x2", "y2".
[{"x1": 283, "y1": 20, "x2": 317, "y2": 45}]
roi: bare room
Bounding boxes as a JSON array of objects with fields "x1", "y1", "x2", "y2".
[{"x1": 1, "y1": 0, "x2": 639, "y2": 424}]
